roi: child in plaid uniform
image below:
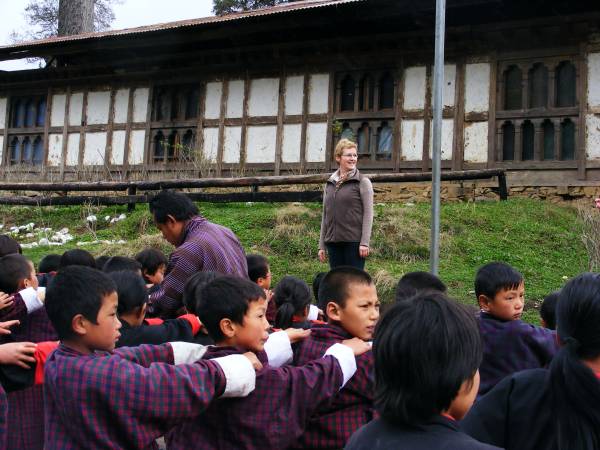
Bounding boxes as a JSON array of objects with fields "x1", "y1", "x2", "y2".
[
  {"x1": 292, "y1": 266, "x2": 380, "y2": 449},
  {"x1": 167, "y1": 275, "x2": 368, "y2": 450},
  {"x1": 475, "y1": 262, "x2": 558, "y2": 396},
  {"x1": 43, "y1": 266, "x2": 258, "y2": 450}
]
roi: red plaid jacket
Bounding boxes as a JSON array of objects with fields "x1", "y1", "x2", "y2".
[
  {"x1": 167, "y1": 344, "x2": 344, "y2": 450},
  {"x1": 44, "y1": 343, "x2": 226, "y2": 450},
  {"x1": 293, "y1": 323, "x2": 375, "y2": 449}
]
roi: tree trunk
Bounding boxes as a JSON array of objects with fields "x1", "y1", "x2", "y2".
[{"x1": 58, "y1": 0, "x2": 94, "y2": 36}]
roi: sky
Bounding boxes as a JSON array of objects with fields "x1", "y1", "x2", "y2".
[{"x1": 0, "y1": 0, "x2": 215, "y2": 70}]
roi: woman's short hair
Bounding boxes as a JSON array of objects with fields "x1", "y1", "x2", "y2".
[{"x1": 334, "y1": 138, "x2": 358, "y2": 158}]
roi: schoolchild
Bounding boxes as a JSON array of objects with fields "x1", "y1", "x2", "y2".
[
  {"x1": 36, "y1": 254, "x2": 60, "y2": 288},
  {"x1": 135, "y1": 248, "x2": 168, "y2": 294},
  {"x1": 540, "y1": 290, "x2": 559, "y2": 330},
  {"x1": 274, "y1": 276, "x2": 322, "y2": 330},
  {"x1": 102, "y1": 256, "x2": 142, "y2": 274},
  {"x1": 246, "y1": 254, "x2": 276, "y2": 322},
  {"x1": 395, "y1": 270, "x2": 447, "y2": 302},
  {"x1": 59, "y1": 249, "x2": 96, "y2": 269}
]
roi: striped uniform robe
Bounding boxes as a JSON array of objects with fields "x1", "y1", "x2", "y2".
[
  {"x1": 166, "y1": 343, "x2": 353, "y2": 450},
  {"x1": 148, "y1": 216, "x2": 248, "y2": 318},
  {"x1": 43, "y1": 343, "x2": 236, "y2": 450},
  {"x1": 292, "y1": 323, "x2": 375, "y2": 449}
]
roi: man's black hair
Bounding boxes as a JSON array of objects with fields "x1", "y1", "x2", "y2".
[
  {"x1": 312, "y1": 272, "x2": 327, "y2": 303},
  {"x1": 108, "y1": 271, "x2": 147, "y2": 315},
  {"x1": 373, "y1": 291, "x2": 482, "y2": 425},
  {"x1": 395, "y1": 271, "x2": 447, "y2": 302},
  {"x1": 474, "y1": 262, "x2": 523, "y2": 300},
  {"x1": 102, "y1": 256, "x2": 142, "y2": 274},
  {"x1": 148, "y1": 190, "x2": 199, "y2": 224},
  {"x1": 0, "y1": 254, "x2": 32, "y2": 294},
  {"x1": 45, "y1": 266, "x2": 117, "y2": 340},
  {"x1": 59, "y1": 249, "x2": 97, "y2": 269},
  {"x1": 135, "y1": 248, "x2": 168, "y2": 279},
  {"x1": 95, "y1": 256, "x2": 110, "y2": 271},
  {"x1": 183, "y1": 271, "x2": 220, "y2": 316},
  {"x1": 38, "y1": 254, "x2": 61, "y2": 273},
  {"x1": 317, "y1": 266, "x2": 373, "y2": 312},
  {"x1": 246, "y1": 254, "x2": 269, "y2": 283},
  {"x1": 0, "y1": 235, "x2": 22, "y2": 257},
  {"x1": 540, "y1": 290, "x2": 560, "y2": 330},
  {"x1": 196, "y1": 275, "x2": 265, "y2": 342}
]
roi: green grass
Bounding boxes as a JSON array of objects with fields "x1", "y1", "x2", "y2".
[{"x1": 0, "y1": 198, "x2": 588, "y2": 325}]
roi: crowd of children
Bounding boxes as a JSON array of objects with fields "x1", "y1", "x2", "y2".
[{"x1": 0, "y1": 204, "x2": 598, "y2": 449}]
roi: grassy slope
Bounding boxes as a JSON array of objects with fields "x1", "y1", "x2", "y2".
[{"x1": 2, "y1": 198, "x2": 587, "y2": 324}]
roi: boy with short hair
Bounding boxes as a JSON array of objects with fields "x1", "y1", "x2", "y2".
[
  {"x1": 102, "y1": 256, "x2": 143, "y2": 274},
  {"x1": 135, "y1": 248, "x2": 168, "y2": 293},
  {"x1": 246, "y1": 254, "x2": 276, "y2": 322},
  {"x1": 346, "y1": 292, "x2": 500, "y2": 450},
  {"x1": 539, "y1": 290, "x2": 559, "y2": 330},
  {"x1": 43, "y1": 266, "x2": 258, "y2": 450},
  {"x1": 395, "y1": 270, "x2": 447, "y2": 302},
  {"x1": 167, "y1": 275, "x2": 368, "y2": 450},
  {"x1": 292, "y1": 266, "x2": 379, "y2": 449},
  {"x1": 475, "y1": 262, "x2": 558, "y2": 395}
]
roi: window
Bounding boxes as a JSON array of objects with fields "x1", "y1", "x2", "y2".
[
  {"x1": 149, "y1": 84, "x2": 200, "y2": 164},
  {"x1": 334, "y1": 70, "x2": 396, "y2": 163},
  {"x1": 496, "y1": 57, "x2": 578, "y2": 164},
  {"x1": 6, "y1": 95, "x2": 47, "y2": 166}
]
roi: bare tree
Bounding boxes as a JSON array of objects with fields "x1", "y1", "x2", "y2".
[{"x1": 213, "y1": 0, "x2": 299, "y2": 16}]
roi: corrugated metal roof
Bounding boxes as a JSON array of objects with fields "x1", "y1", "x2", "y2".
[{"x1": 0, "y1": 0, "x2": 365, "y2": 52}]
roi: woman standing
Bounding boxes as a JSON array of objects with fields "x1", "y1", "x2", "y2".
[{"x1": 318, "y1": 139, "x2": 374, "y2": 269}]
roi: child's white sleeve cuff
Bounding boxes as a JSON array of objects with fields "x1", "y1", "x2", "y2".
[
  {"x1": 263, "y1": 330, "x2": 293, "y2": 367},
  {"x1": 19, "y1": 287, "x2": 43, "y2": 313},
  {"x1": 211, "y1": 354, "x2": 256, "y2": 398},
  {"x1": 169, "y1": 342, "x2": 208, "y2": 364},
  {"x1": 324, "y1": 343, "x2": 357, "y2": 389},
  {"x1": 307, "y1": 304, "x2": 320, "y2": 321}
]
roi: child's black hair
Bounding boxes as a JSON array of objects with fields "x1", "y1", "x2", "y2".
[
  {"x1": 102, "y1": 256, "x2": 142, "y2": 274},
  {"x1": 395, "y1": 271, "x2": 447, "y2": 302},
  {"x1": 107, "y1": 271, "x2": 147, "y2": 315},
  {"x1": 183, "y1": 271, "x2": 220, "y2": 316},
  {"x1": 549, "y1": 273, "x2": 600, "y2": 449},
  {"x1": 317, "y1": 266, "x2": 373, "y2": 312},
  {"x1": 474, "y1": 262, "x2": 523, "y2": 300},
  {"x1": 38, "y1": 254, "x2": 61, "y2": 273},
  {"x1": 373, "y1": 291, "x2": 482, "y2": 426},
  {"x1": 196, "y1": 275, "x2": 266, "y2": 342},
  {"x1": 149, "y1": 190, "x2": 199, "y2": 224},
  {"x1": 273, "y1": 276, "x2": 312, "y2": 330},
  {"x1": 540, "y1": 290, "x2": 560, "y2": 330},
  {"x1": 312, "y1": 272, "x2": 327, "y2": 303},
  {"x1": 45, "y1": 266, "x2": 117, "y2": 340},
  {"x1": 0, "y1": 235, "x2": 22, "y2": 257},
  {"x1": 60, "y1": 249, "x2": 97, "y2": 269},
  {"x1": 95, "y1": 255, "x2": 110, "y2": 271},
  {"x1": 0, "y1": 254, "x2": 32, "y2": 294},
  {"x1": 246, "y1": 254, "x2": 269, "y2": 283},
  {"x1": 135, "y1": 248, "x2": 168, "y2": 280}
]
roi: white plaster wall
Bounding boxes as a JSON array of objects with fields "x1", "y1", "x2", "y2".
[
  {"x1": 226, "y1": 80, "x2": 245, "y2": 118},
  {"x1": 586, "y1": 114, "x2": 600, "y2": 159},
  {"x1": 401, "y1": 120, "x2": 425, "y2": 161},
  {"x1": 66, "y1": 133, "x2": 80, "y2": 166},
  {"x1": 47, "y1": 134, "x2": 63, "y2": 166},
  {"x1": 282, "y1": 124, "x2": 302, "y2": 162},
  {"x1": 204, "y1": 82, "x2": 223, "y2": 119},
  {"x1": 50, "y1": 94, "x2": 66, "y2": 127},
  {"x1": 428, "y1": 119, "x2": 454, "y2": 160},
  {"x1": 128, "y1": 130, "x2": 145, "y2": 165},
  {"x1": 306, "y1": 122, "x2": 328, "y2": 162},
  {"x1": 285, "y1": 76, "x2": 304, "y2": 115},
  {"x1": 68, "y1": 93, "x2": 84, "y2": 126},
  {"x1": 465, "y1": 63, "x2": 491, "y2": 113},
  {"x1": 403, "y1": 67, "x2": 427, "y2": 110},
  {"x1": 443, "y1": 64, "x2": 456, "y2": 108},
  {"x1": 113, "y1": 89, "x2": 129, "y2": 124},
  {"x1": 588, "y1": 53, "x2": 600, "y2": 108},
  {"x1": 463, "y1": 121, "x2": 489, "y2": 163},
  {"x1": 111, "y1": 130, "x2": 126, "y2": 165},
  {"x1": 309, "y1": 74, "x2": 329, "y2": 115},
  {"x1": 86, "y1": 91, "x2": 111, "y2": 125},
  {"x1": 202, "y1": 127, "x2": 219, "y2": 162},
  {"x1": 246, "y1": 126, "x2": 277, "y2": 163},
  {"x1": 83, "y1": 132, "x2": 107, "y2": 165},
  {"x1": 0, "y1": 98, "x2": 6, "y2": 129},
  {"x1": 248, "y1": 78, "x2": 279, "y2": 117},
  {"x1": 223, "y1": 126, "x2": 242, "y2": 163},
  {"x1": 132, "y1": 88, "x2": 149, "y2": 122}
]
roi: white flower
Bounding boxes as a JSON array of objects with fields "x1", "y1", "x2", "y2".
[
  {"x1": 38, "y1": 238, "x2": 50, "y2": 246},
  {"x1": 59, "y1": 228, "x2": 69, "y2": 234},
  {"x1": 25, "y1": 233, "x2": 34, "y2": 238},
  {"x1": 118, "y1": 214, "x2": 126, "y2": 220},
  {"x1": 86, "y1": 215, "x2": 97, "y2": 223},
  {"x1": 104, "y1": 215, "x2": 111, "y2": 222}
]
